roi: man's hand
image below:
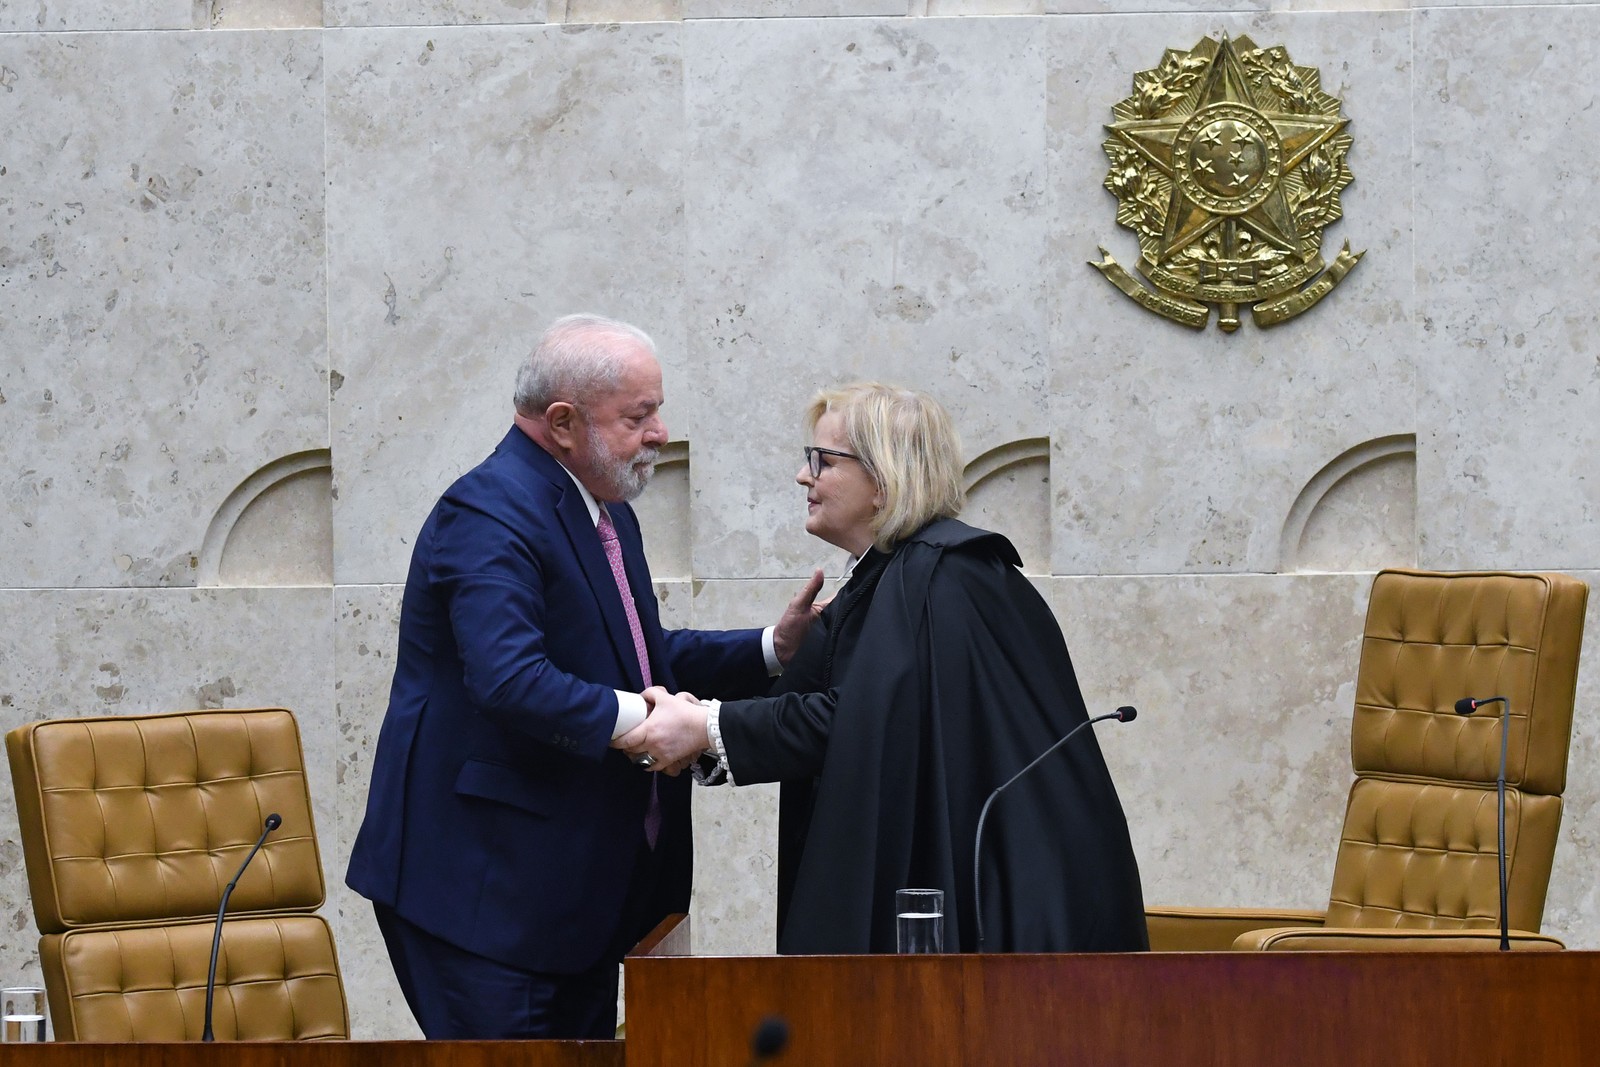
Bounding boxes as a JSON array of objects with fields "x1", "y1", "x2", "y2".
[
  {"x1": 615, "y1": 687, "x2": 713, "y2": 771},
  {"x1": 772, "y1": 568, "x2": 827, "y2": 667}
]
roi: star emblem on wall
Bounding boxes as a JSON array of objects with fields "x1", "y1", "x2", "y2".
[{"x1": 1092, "y1": 34, "x2": 1364, "y2": 332}]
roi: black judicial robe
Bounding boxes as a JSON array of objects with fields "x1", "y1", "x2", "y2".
[{"x1": 718, "y1": 518, "x2": 1149, "y2": 955}]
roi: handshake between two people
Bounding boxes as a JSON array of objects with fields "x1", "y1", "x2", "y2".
[
  {"x1": 612, "y1": 687, "x2": 712, "y2": 777},
  {"x1": 611, "y1": 567, "x2": 828, "y2": 776}
]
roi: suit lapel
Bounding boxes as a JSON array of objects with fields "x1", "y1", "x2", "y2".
[
  {"x1": 498, "y1": 427, "x2": 644, "y2": 692},
  {"x1": 554, "y1": 491, "x2": 649, "y2": 691}
]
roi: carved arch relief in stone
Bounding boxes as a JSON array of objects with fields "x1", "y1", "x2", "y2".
[
  {"x1": 198, "y1": 450, "x2": 333, "y2": 587},
  {"x1": 962, "y1": 437, "x2": 1050, "y2": 575},
  {"x1": 1279, "y1": 434, "x2": 1417, "y2": 574}
]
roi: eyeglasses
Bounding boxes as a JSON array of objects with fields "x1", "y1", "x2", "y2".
[{"x1": 804, "y1": 446, "x2": 863, "y2": 478}]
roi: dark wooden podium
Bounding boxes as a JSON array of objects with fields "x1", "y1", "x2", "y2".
[{"x1": 623, "y1": 916, "x2": 1600, "y2": 1066}]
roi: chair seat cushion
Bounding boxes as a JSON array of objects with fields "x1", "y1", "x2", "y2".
[{"x1": 41, "y1": 914, "x2": 348, "y2": 1041}]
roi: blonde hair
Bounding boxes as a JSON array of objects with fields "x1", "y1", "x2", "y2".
[{"x1": 806, "y1": 382, "x2": 965, "y2": 550}]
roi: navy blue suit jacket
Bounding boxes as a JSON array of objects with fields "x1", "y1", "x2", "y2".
[{"x1": 346, "y1": 427, "x2": 768, "y2": 973}]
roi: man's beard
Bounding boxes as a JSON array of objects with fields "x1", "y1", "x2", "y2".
[{"x1": 588, "y1": 425, "x2": 659, "y2": 502}]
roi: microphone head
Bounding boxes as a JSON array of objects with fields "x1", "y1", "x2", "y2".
[
  {"x1": 751, "y1": 1016, "x2": 789, "y2": 1058},
  {"x1": 264, "y1": 813, "x2": 283, "y2": 831},
  {"x1": 1116, "y1": 705, "x2": 1138, "y2": 722},
  {"x1": 1454, "y1": 698, "x2": 1478, "y2": 716}
]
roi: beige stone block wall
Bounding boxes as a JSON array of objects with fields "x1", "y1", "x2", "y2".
[{"x1": 2, "y1": 2, "x2": 1596, "y2": 1039}]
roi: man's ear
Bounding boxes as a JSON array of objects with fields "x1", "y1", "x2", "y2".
[{"x1": 545, "y1": 401, "x2": 582, "y2": 451}]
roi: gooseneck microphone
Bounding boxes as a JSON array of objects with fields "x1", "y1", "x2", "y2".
[
  {"x1": 203, "y1": 813, "x2": 282, "y2": 1041},
  {"x1": 972, "y1": 706, "x2": 1137, "y2": 952},
  {"x1": 1455, "y1": 697, "x2": 1511, "y2": 951}
]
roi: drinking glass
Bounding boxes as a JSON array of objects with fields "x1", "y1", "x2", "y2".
[
  {"x1": 1, "y1": 986, "x2": 47, "y2": 1043},
  {"x1": 895, "y1": 888, "x2": 945, "y2": 953}
]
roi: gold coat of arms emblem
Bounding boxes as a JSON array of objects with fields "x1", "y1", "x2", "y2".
[{"x1": 1093, "y1": 35, "x2": 1363, "y2": 332}]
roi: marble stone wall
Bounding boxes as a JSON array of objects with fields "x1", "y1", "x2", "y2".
[{"x1": 3, "y1": 1, "x2": 1597, "y2": 1040}]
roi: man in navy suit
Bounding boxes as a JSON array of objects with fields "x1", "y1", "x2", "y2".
[{"x1": 346, "y1": 314, "x2": 820, "y2": 1039}]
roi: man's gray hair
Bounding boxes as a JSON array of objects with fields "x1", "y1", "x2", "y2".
[{"x1": 513, "y1": 314, "x2": 657, "y2": 415}]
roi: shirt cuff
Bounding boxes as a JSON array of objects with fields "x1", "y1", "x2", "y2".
[
  {"x1": 612, "y1": 690, "x2": 647, "y2": 739},
  {"x1": 762, "y1": 626, "x2": 781, "y2": 676},
  {"x1": 704, "y1": 699, "x2": 736, "y2": 786}
]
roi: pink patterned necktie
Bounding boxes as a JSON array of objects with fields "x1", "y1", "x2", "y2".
[{"x1": 596, "y1": 506, "x2": 660, "y2": 848}]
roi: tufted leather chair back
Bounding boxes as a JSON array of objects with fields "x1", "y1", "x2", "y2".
[
  {"x1": 1329, "y1": 570, "x2": 1587, "y2": 932},
  {"x1": 6, "y1": 708, "x2": 348, "y2": 1040}
]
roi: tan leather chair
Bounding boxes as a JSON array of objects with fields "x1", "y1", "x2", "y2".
[
  {"x1": 1148, "y1": 569, "x2": 1588, "y2": 952},
  {"x1": 6, "y1": 707, "x2": 349, "y2": 1039}
]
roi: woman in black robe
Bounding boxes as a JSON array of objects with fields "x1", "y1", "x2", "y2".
[{"x1": 616, "y1": 383, "x2": 1147, "y2": 955}]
